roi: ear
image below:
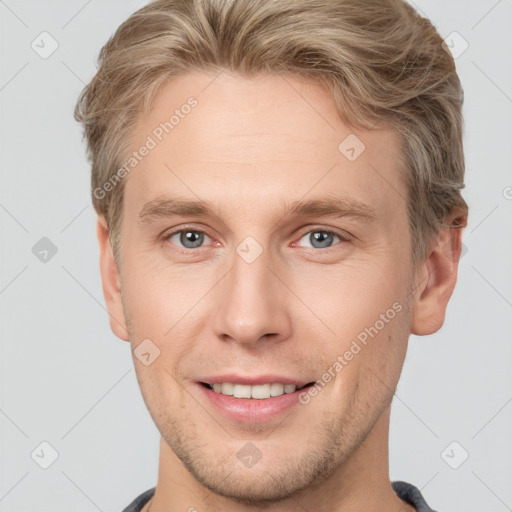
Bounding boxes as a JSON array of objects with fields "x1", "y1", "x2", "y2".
[
  {"x1": 410, "y1": 223, "x2": 465, "y2": 336},
  {"x1": 97, "y1": 215, "x2": 130, "y2": 341}
]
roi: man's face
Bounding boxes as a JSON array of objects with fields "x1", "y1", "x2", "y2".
[{"x1": 115, "y1": 71, "x2": 416, "y2": 502}]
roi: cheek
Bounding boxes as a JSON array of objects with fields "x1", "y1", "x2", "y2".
[
  {"x1": 121, "y1": 257, "x2": 208, "y2": 335},
  {"x1": 132, "y1": 362, "x2": 179, "y2": 429},
  {"x1": 293, "y1": 261, "x2": 407, "y2": 339},
  {"x1": 121, "y1": 261, "x2": 212, "y2": 386},
  {"x1": 294, "y1": 266, "x2": 411, "y2": 398}
]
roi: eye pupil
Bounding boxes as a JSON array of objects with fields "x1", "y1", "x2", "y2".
[
  {"x1": 181, "y1": 230, "x2": 203, "y2": 248},
  {"x1": 310, "y1": 231, "x2": 334, "y2": 248}
]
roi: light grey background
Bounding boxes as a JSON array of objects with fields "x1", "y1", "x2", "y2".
[{"x1": 1, "y1": 1, "x2": 511, "y2": 511}]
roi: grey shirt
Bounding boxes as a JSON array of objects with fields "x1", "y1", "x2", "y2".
[{"x1": 122, "y1": 481, "x2": 437, "y2": 511}]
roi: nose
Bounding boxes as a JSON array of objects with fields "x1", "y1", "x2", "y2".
[{"x1": 213, "y1": 242, "x2": 292, "y2": 347}]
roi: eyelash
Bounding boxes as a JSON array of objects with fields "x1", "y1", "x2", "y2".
[{"x1": 162, "y1": 226, "x2": 351, "y2": 252}]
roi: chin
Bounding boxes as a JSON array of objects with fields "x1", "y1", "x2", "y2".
[
  {"x1": 170, "y1": 432, "x2": 341, "y2": 507},
  {"x1": 192, "y1": 466, "x2": 312, "y2": 507}
]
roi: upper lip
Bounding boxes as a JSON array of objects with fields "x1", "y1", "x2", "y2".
[{"x1": 198, "y1": 374, "x2": 313, "y2": 387}]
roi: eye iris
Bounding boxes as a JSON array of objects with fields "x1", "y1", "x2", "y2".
[
  {"x1": 175, "y1": 231, "x2": 337, "y2": 249},
  {"x1": 311, "y1": 231, "x2": 334, "y2": 248},
  {"x1": 181, "y1": 231, "x2": 203, "y2": 248}
]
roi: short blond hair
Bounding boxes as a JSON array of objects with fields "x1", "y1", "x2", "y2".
[{"x1": 75, "y1": 0, "x2": 468, "y2": 267}]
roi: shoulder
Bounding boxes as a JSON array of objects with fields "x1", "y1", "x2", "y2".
[
  {"x1": 392, "y1": 480, "x2": 439, "y2": 512},
  {"x1": 121, "y1": 487, "x2": 156, "y2": 512}
]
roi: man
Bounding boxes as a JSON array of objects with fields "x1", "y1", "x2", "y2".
[{"x1": 75, "y1": 0, "x2": 468, "y2": 510}]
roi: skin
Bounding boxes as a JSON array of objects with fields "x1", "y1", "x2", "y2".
[{"x1": 97, "y1": 71, "x2": 463, "y2": 511}]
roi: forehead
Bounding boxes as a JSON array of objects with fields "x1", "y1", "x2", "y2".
[{"x1": 124, "y1": 71, "x2": 407, "y2": 225}]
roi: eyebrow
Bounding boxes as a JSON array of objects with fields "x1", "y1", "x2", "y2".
[{"x1": 139, "y1": 196, "x2": 377, "y2": 224}]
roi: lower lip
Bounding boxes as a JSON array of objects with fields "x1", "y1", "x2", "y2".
[{"x1": 197, "y1": 383, "x2": 309, "y2": 423}]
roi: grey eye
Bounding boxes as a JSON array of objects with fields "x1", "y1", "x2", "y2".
[
  {"x1": 299, "y1": 230, "x2": 340, "y2": 249},
  {"x1": 169, "y1": 230, "x2": 207, "y2": 249}
]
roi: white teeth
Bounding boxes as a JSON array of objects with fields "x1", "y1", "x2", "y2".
[
  {"x1": 233, "y1": 384, "x2": 252, "y2": 398},
  {"x1": 209, "y1": 382, "x2": 298, "y2": 399},
  {"x1": 251, "y1": 384, "x2": 270, "y2": 399},
  {"x1": 284, "y1": 384, "x2": 296, "y2": 394},
  {"x1": 220, "y1": 383, "x2": 234, "y2": 395},
  {"x1": 270, "y1": 383, "x2": 285, "y2": 396}
]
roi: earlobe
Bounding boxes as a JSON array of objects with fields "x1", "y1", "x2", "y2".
[
  {"x1": 410, "y1": 225, "x2": 465, "y2": 336},
  {"x1": 97, "y1": 215, "x2": 130, "y2": 341}
]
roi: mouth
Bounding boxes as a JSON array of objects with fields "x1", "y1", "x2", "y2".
[
  {"x1": 200, "y1": 381, "x2": 315, "y2": 399},
  {"x1": 196, "y1": 377, "x2": 317, "y2": 424}
]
